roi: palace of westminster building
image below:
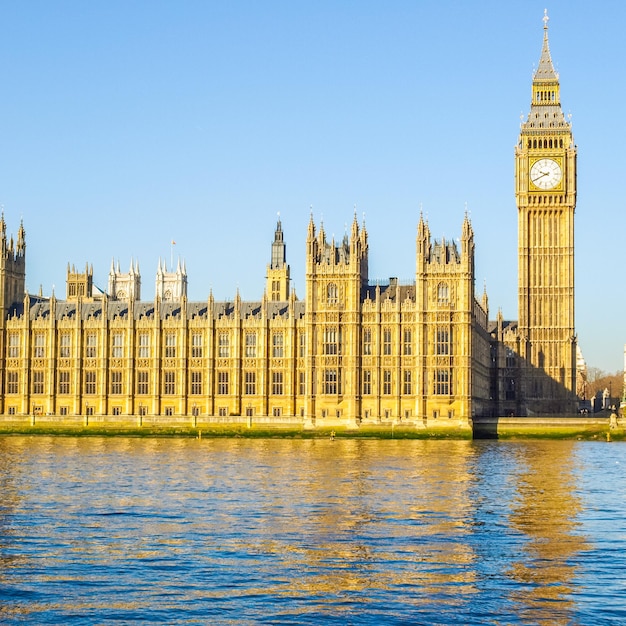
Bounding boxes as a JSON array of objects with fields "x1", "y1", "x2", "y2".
[{"x1": 0, "y1": 14, "x2": 579, "y2": 423}]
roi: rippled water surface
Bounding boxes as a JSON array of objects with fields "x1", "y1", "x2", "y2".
[{"x1": 1, "y1": 436, "x2": 626, "y2": 624}]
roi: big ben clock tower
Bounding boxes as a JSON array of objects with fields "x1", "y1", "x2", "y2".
[{"x1": 515, "y1": 10, "x2": 577, "y2": 414}]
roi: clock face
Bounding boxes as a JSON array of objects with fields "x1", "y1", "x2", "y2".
[{"x1": 530, "y1": 158, "x2": 562, "y2": 190}]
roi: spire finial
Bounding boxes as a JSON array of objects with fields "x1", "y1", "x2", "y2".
[{"x1": 543, "y1": 8, "x2": 549, "y2": 29}]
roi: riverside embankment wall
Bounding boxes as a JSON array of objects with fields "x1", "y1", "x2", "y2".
[{"x1": 0, "y1": 414, "x2": 620, "y2": 440}]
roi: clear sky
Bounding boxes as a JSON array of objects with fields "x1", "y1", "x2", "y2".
[{"x1": 0, "y1": 1, "x2": 624, "y2": 372}]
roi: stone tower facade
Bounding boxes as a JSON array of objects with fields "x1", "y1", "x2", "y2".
[
  {"x1": 108, "y1": 259, "x2": 141, "y2": 301},
  {"x1": 513, "y1": 10, "x2": 577, "y2": 414},
  {"x1": 66, "y1": 264, "x2": 94, "y2": 301},
  {"x1": 0, "y1": 217, "x2": 26, "y2": 322},
  {"x1": 416, "y1": 213, "x2": 491, "y2": 421},
  {"x1": 304, "y1": 213, "x2": 368, "y2": 424},
  {"x1": 155, "y1": 258, "x2": 187, "y2": 302}
]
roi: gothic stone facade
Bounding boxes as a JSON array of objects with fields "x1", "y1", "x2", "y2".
[
  {"x1": 0, "y1": 14, "x2": 577, "y2": 422},
  {"x1": 0, "y1": 213, "x2": 494, "y2": 424}
]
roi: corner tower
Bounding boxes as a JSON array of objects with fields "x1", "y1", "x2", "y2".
[
  {"x1": 0, "y1": 216, "x2": 26, "y2": 322},
  {"x1": 305, "y1": 212, "x2": 368, "y2": 423},
  {"x1": 515, "y1": 11, "x2": 577, "y2": 413}
]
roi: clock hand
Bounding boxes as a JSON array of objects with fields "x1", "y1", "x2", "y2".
[{"x1": 532, "y1": 171, "x2": 549, "y2": 182}]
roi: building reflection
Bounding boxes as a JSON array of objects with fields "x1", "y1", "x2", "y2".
[
  {"x1": 506, "y1": 441, "x2": 588, "y2": 624},
  {"x1": 233, "y1": 439, "x2": 481, "y2": 618}
]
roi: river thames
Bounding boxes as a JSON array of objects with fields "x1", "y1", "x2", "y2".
[{"x1": 0, "y1": 436, "x2": 625, "y2": 624}]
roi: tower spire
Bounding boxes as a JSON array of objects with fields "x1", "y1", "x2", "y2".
[
  {"x1": 535, "y1": 9, "x2": 558, "y2": 82},
  {"x1": 266, "y1": 215, "x2": 290, "y2": 301}
]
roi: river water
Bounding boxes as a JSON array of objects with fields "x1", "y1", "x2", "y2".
[{"x1": 0, "y1": 436, "x2": 625, "y2": 625}]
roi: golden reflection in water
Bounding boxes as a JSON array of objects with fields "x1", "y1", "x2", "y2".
[
  {"x1": 506, "y1": 441, "x2": 589, "y2": 624},
  {"x1": 225, "y1": 439, "x2": 481, "y2": 613},
  {"x1": 0, "y1": 436, "x2": 599, "y2": 623}
]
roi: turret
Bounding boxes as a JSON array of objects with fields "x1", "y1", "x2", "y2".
[
  {"x1": 109, "y1": 258, "x2": 141, "y2": 301},
  {"x1": 66, "y1": 263, "x2": 93, "y2": 301},
  {"x1": 155, "y1": 257, "x2": 187, "y2": 302},
  {"x1": 266, "y1": 216, "x2": 290, "y2": 301},
  {"x1": 0, "y1": 217, "x2": 26, "y2": 324}
]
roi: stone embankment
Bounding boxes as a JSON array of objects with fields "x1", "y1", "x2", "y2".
[{"x1": 0, "y1": 413, "x2": 622, "y2": 440}]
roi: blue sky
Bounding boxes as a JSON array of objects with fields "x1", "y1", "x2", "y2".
[{"x1": 0, "y1": 1, "x2": 624, "y2": 372}]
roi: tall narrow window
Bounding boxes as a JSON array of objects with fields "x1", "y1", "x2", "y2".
[
  {"x1": 272, "y1": 332, "x2": 284, "y2": 358},
  {"x1": 435, "y1": 369, "x2": 451, "y2": 395},
  {"x1": 323, "y1": 328, "x2": 338, "y2": 355},
  {"x1": 327, "y1": 283, "x2": 338, "y2": 305},
  {"x1": 32, "y1": 370, "x2": 44, "y2": 394},
  {"x1": 59, "y1": 333, "x2": 71, "y2": 358},
  {"x1": 437, "y1": 282, "x2": 449, "y2": 304},
  {"x1": 403, "y1": 370, "x2": 412, "y2": 395},
  {"x1": 7, "y1": 371, "x2": 18, "y2": 394},
  {"x1": 110, "y1": 371, "x2": 123, "y2": 394},
  {"x1": 363, "y1": 328, "x2": 372, "y2": 355},
  {"x1": 299, "y1": 332, "x2": 306, "y2": 358},
  {"x1": 111, "y1": 332, "x2": 124, "y2": 358},
  {"x1": 164, "y1": 333, "x2": 176, "y2": 358},
  {"x1": 244, "y1": 371, "x2": 256, "y2": 395},
  {"x1": 85, "y1": 333, "x2": 97, "y2": 358},
  {"x1": 363, "y1": 370, "x2": 372, "y2": 395},
  {"x1": 299, "y1": 371, "x2": 306, "y2": 395},
  {"x1": 218, "y1": 372, "x2": 229, "y2": 394},
  {"x1": 506, "y1": 348, "x2": 516, "y2": 368},
  {"x1": 271, "y1": 280, "x2": 280, "y2": 301},
  {"x1": 58, "y1": 371, "x2": 70, "y2": 394},
  {"x1": 324, "y1": 369, "x2": 338, "y2": 395},
  {"x1": 218, "y1": 333, "x2": 229, "y2": 358},
  {"x1": 245, "y1": 332, "x2": 257, "y2": 358},
  {"x1": 190, "y1": 371, "x2": 202, "y2": 395},
  {"x1": 383, "y1": 328, "x2": 392, "y2": 355},
  {"x1": 383, "y1": 370, "x2": 392, "y2": 395},
  {"x1": 137, "y1": 371, "x2": 149, "y2": 395},
  {"x1": 138, "y1": 333, "x2": 150, "y2": 358},
  {"x1": 403, "y1": 329, "x2": 412, "y2": 356},
  {"x1": 163, "y1": 371, "x2": 175, "y2": 395},
  {"x1": 33, "y1": 333, "x2": 46, "y2": 358},
  {"x1": 191, "y1": 332, "x2": 203, "y2": 358},
  {"x1": 84, "y1": 371, "x2": 96, "y2": 395},
  {"x1": 8, "y1": 333, "x2": 19, "y2": 358},
  {"x1": 272, "y1": 371, "x2": 283, "y2": 395},
  {"x1": 436, "y1": 328, "x2": 450, "y2": 355}
]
